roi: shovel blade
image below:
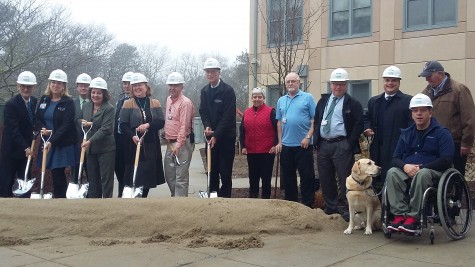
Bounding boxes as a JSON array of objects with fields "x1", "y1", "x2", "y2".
[
  {"x1": 30, "y1": 192, "x2": 53, "y2": 199},
  {"x1": 66, "y1": 183, "x2": 89, "y2": 199},
  {"x1": 66, "y1": 183, "x2": 79, "y2": 199},
  {"x1": 12, "y1": 178, "x2": 36, "y2": 197},
  {"x1": 78, "y1": 183, "x2": 89, "y2": 198},
  {"x1": 122, "y1": 186, "x2": 143, "y2": 198}
]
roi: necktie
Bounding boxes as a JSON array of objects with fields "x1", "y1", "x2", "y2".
[
  {"x1": 81, "y1": 99, "x2": 86, "y2": 110},
  {"x1": 26, "y1": 101, "x2": 33, "y2": 123},
  {"x1": 386, "y1": 96, "x2": 392, "y2": 101},
  {"x1": 323, "y1": 97, "x2": 338, "y2": 134}
]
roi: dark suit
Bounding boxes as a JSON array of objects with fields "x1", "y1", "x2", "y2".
[
  {"x1": 81, "y1": 101, "x2": 115, "y2": 198},
  {"x1": 314, "y1": 93, "x2": 364, "y2": 216},
  {"x1": 72, "y1": 97, "x2": 89, "y2": 183},
  {"x1": 0, "y1": 94, "x2": 37, "y2": 197},
  {"x1": 365, "y1": 91, "x2": 412, "y2": 184},
  {"x1": 114, "y1": 93, "x2": 129, "y2": 197}
]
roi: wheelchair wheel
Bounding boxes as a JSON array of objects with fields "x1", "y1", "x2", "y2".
[
  {"x1": 381, "y1": 186, "x2": 392, "y2": 239},
  {"x1": 437, "y1": 169, "x2": 473, "y2": 240}
]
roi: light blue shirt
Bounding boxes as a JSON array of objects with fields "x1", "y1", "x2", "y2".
[
  {"x1": 320, "y1": 94, "x2": 347, "y2": 138},
  {"x1": 276, "y1": 90, "x2": 316, "y2": 146},
  {"x1": 431, "y1": 75, "x2": 448, "y2": 97}
]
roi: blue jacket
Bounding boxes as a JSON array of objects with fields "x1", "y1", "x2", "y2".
[{"x1": 393, "y1": 117, "x2": 454, "y2": 172}]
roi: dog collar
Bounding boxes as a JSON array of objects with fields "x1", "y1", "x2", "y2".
[{"x1": 352, "y1": 176, "x2": 366, "y2": 186}]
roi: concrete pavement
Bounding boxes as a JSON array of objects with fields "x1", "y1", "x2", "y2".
[{"x1": 1, "y1": 143, "x2": 474, "y2": 266}]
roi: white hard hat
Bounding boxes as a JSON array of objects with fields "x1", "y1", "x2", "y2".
[
  {"x1": 76, "y1": 73, "x2": 91, "y2": 84},
  {"x1": 89, "y1": 77, "x2": 108, "y2": 90},
  {"x1": 122, "y1": 71, "x2": 134, "y2": 82},
  {"x1": 17, "y1": 71, "x2": 37, "y2": 85},
  {"x1": 330, "y1": 68, "x2": 349, "y2": 82},
  {"x1": 166, "y1": 72, "x2": 185, "y2": 84},
  {"x1": 130, "y1": 73, "x2": 148, "y2": 85},
  {"x1": 203, "y1": 58, "x2": 221, "y2": 70},
  {"x1": 382, "y1": 66, "x2": 402, "y2": 79},
  {"x1": 409, "y1": 93, "x2": 433, "y2": 109},
  {"x1": 48, "y1": 69, "x2": 68, "y2": 83}
]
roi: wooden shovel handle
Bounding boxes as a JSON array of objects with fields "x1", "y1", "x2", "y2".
[
  {"x1": 41, "y1": 143, "x2": 48, "y2": 172},
  {"x1": 134, "y1": 140, "x2": 142, "y2": 167},
  {"x1": 207, "y1": 143, "x2": 211, "y2": 172}
]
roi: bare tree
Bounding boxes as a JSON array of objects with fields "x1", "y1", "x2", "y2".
[
  {"x1": 222, "y1": 51, "x2": 249, "y2": 113},
  {"x1": 254, "y1": 0, "x2": 327, "y2": 96},
  {"x1": 0, "y1": 0, "x2": 114, "y2": 100}
]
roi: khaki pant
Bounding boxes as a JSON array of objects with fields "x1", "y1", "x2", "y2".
[
  {"x1": 164, "y1": 138, "x2": 194, "y2": 197},
  {"x1": 386, "y1": 167, "x2": 441, "y2": 219}
]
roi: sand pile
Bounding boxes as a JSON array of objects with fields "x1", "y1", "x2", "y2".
[{"x1": 0, "y1": 198, "x2": 346, "y2": 249}]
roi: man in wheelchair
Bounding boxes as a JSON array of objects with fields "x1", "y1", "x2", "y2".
[{"x1": 386, "y1": 94, "x2": 454, "y2": 234}]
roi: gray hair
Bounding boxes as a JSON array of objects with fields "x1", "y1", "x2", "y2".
[{"x1": 252, "y1": 87, "x2": 265, "y2": 98}]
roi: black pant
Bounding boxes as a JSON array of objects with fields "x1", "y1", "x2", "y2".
[
  {"x1": 115, "y1": 136, "x2": 126, "y2": 197},
  {"x1": 280, "y1": 145, "x2": 315, "y2": 207},
  {"x1": 51, "y1": 167, "x2": 67, "y2": 198},
  {"x1": 453, "y1": 142, "x2": 468, "y2": 176},
  {"x1": 0, "y1": 155, "x2": 27, "y2": 197},
  {"x1": 207, "y1": 137, "x2": 235, "y2": 198},
  {"x1": 317, "y1": 139, "x2": 354, "y2": 212},
  {"x1": 246, "y1": 153, "x2": 275, "y2": 199}
]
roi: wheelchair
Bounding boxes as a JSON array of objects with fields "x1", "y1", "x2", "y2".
[{"x1": 381, "y1": 168, "x2": 472, "y2": 244}]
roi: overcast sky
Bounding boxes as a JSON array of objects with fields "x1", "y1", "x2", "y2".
[{"x1": 52, "y1": 0, "x2": 250, "y2": 62}]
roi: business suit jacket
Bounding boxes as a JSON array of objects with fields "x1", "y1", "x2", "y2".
[
  {"x1": 314, "y1": 93, "x2": 364, "y2": 154},
  {"x1": 1, "y1": 94, "x2": 37, "y2": 159},
  {"x1": 81, "y1": 101, "x2": 115, "y2": 154}
]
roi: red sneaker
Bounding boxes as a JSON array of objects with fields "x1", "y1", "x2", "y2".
[
  {"x1": 387, "y1": 215, "x2": 405, "y2": 232},
  {"x1": 399, "y1": 216, "x2": 419, "y2": 233}
]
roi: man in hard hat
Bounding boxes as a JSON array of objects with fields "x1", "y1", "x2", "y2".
[
  {"x1": 199, "y1": 58, "x2": 236, "y2": 198},
  {"x1": 314, "y1": 68, "x2": 364, "y2": 222},
  {"x1": 71, "y1": 73, "x2": 92, "y2": 184},
  {"x1": 419, "y1": 60, "x2": 475, "y2": 176},
  {"x1": 0, "y1": 71, "x2": 38, "y2": 197},
  {"x1": 386, "y1": 94, "x2": 454, "y2": 234},
  {"x1": 364, "y1": 66, "x2": 412, "y2": 189},
  {"x1": 114, "y1": 71, "x2": 133, "y2": 197},
  {"x1": 275, "y1": 72, "x2": 316, "y2": 208},
  {"x1": 163, "y1": 72, "x2": 195, "y2": 197}
]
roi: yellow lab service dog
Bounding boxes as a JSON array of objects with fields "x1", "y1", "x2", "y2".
[{"x1": 344, "y1": 159, "x2": 382, "y2": 235}]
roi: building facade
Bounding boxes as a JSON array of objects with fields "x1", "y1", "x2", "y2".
[{"x1": 249, "y1": 0, "x2": 475, "y2": 109}]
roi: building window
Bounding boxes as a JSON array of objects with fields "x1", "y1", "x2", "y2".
[
  {"x1": 330, "y1": 0, "x2": 372, "y2": 39},
  {"x1": 327, "y1": 80, "x2": 370, "y2": 110},
  {"x1": 268, "y1": 0, "x2": 303, "y2": 47},
  {"x1": 405, "y1": 0, "x2": 457, "y2": 31}
]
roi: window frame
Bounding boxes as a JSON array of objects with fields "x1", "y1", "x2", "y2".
[
  {"x1": 267, "y1": 0, "x2": 304, "y2": 47},
  {"x1": 329, "y1": 0, "x2": 372, "y2": 40},
  {"x1": 403, "y1": 0, "x2": 458, "y2": 32},
  {"x1": 326, "y1": 80, "x2": 371, "y2": 111}
]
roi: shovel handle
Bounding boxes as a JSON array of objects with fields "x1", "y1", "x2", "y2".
[
  {"x1": 206, "y1": 143, "x2": 211, "y2": 172},
  {"x1": 134, "y1": 140, "x2": 142, "y2": 167},
  {"x1": 41, "y1": 142, "x2": 48, "y2": 172}
]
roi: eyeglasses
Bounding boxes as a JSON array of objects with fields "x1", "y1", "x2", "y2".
[
  {"x1": 285, "y1": 80, "x2": 299, "y2": 84},
  {"x1": 331, "y1": 82, "x2": 347, "y2": 87}
]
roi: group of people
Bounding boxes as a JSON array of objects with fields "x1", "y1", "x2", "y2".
[
  {"x1": 0, "y1": 56, "x2": 224, "y2": 198},
  {"x1": 240, "y1": 61, "x2": 474, "y2": 229},
  {"x1": 1, "y1": 59, "x2": 474, "y2": 233}
]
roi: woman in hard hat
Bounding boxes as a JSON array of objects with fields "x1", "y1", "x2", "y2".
[
  {"x1": 239, "y1": 87, "x2": 277, "y2": 199},
  {"x1": 119, "y1": 73, "x2": 165, "y2": 197},
  {"x1": 80, "y1": 77, "x2": 116, "y2": 198},
  {"x1": 35, "y1": 69, "x2": 78, "y2": 198},
  {"x1": 0, "y1": 71, "x2": 38, "y2": 197}
]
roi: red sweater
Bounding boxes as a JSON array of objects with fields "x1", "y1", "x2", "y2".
[{"x1": 243, "y1": 104, "x2": 275, "y2": 153}]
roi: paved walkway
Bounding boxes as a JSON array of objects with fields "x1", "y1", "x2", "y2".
[{"x1": 2, "y1": 142, "x2": 474, "y2": 266}]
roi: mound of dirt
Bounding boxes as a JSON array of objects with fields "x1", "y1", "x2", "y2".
[{"x1": 0, "y1": 198, "x2": 346, "y2": 249}]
